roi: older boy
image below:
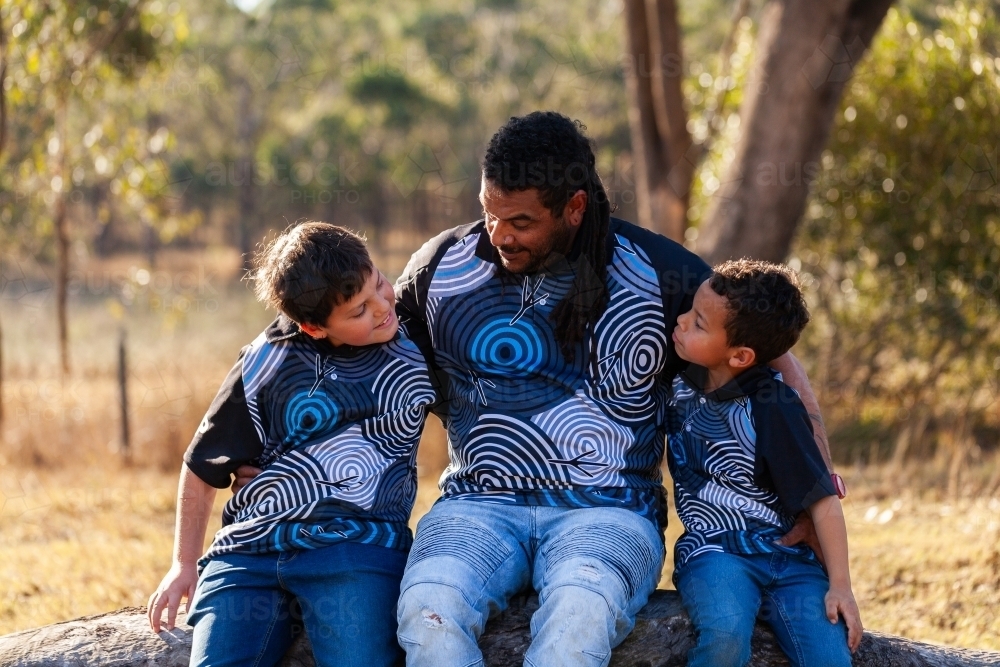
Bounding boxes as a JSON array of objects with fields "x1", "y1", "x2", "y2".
[
  {"x1": 147, "y1": 222, "x2": 435, "y2": 667},
  {"x1": 667, "y1": 259, "x2": 862, "y2": 667}
]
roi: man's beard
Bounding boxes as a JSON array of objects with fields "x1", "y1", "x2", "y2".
[{"x1": 496, "y1": 219, "x2": 575, "y2": 274}]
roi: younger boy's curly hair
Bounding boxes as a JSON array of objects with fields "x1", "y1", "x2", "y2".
[
  {"x1": 251, "y1": 222, "x2": 373, "y2": 326},
  {"x1": 709, "y1": 259, "x2": 810, "y2": 364}
]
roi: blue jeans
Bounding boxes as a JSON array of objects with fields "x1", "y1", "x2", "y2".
[
  {"x1": 396, "y1": 499, "x2": 664, "y2": 667},
  {"x1": 188, "y1": 542, "x2": 407, "y2": 667},
  {"x1": 675, "y1": 551, "x2": 852, "y2": 667}
]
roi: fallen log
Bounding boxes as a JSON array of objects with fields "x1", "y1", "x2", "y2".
[{"x1": 0, "y1": 591, "x2": 997, "y2": 667}]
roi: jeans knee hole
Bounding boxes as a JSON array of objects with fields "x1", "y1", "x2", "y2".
[
  {"x1": 421, "y1": 608, "x2": 447, "y2": 629},
  {"x1": 575, "y1": 564, "x2": 603, "y2": 584}
]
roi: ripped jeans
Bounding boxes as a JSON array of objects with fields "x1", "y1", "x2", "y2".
[{"x1": 396, "y1": 499, "x2": 664, "y2": 667}]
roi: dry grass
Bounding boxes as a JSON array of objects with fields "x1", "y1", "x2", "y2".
[
  {"x1": 1, "y1": 249, "x2": 997, "y2": 650},
  {"x1": 0, "y1": 462, "x2": 997, "y2": 652},
  {"x1": 657, "y1": 464, "x2": 1000, "y2": 651}
]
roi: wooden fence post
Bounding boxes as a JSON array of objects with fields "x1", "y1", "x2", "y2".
[{"x1": 118, "y1": 327, "x2": 130, "y2": 463}]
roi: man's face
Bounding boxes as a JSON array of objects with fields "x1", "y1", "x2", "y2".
[
  {"x1": 672, "y1": 281, "x2": 739, "y2": 368},
  {"x1": 299, "y1": 269, "x2": 398, "y2": 347},
  {"x1": 480, "y1": 177, "x2": 584, "y2": 274}
]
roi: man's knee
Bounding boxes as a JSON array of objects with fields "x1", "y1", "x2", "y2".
[
  {"x1": 527, "y1": 585, "x2": 620, "y2": 667},
  {"x1": 398, "y1": 582, "x2": 482, "y2": 639},
  {"x1": 537, "y1": 580, "x2": 622, "y2": 631},
  {"x1": 538, "y1": 520, "x2": 662, "y2": 607},
  {"x1": 406, "y1": 511, "x2": 514, "y2": 587}
]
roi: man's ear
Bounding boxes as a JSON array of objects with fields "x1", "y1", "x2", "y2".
[
  {"x1": 298, "y1": 321, "x2": 325, "y2": 340},
  {"x1": 729, "y1": 346, "x2": 757, "y2": 370},
  {"x1": 563, "y1": 189, "x2": 588, "y2": 228}
]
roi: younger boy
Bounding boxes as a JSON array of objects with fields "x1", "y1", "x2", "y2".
[
  {"x1": 147, "y1": 222, "x2": 435, "y2": 667},
  {"x1": 667, "y1": 259, "x2": 862, "y2": 667}
]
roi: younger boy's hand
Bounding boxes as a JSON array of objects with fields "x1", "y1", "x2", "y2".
[
  {"x1": 825, "y1": 586, "x2": 863, "y2": 652},
  {"x1": 147, "y1": 563, "x2": 199, "y2": 633},
  {"x1": 232, "y1": 465, "x2": 264, "y2": 494}
]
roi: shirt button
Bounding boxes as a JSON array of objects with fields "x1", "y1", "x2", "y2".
[
  {"x1": 685, "y1": 425, "x2": 692, "y2": 432},
  {"x1": 700, "y1": 397, "x2": 706, "y2": 404}
]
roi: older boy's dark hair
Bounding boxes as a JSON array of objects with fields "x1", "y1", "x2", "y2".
[
  {"x1": 709, "y1": 259, "x2": 810, "y2": 364},
  {"x1": 482, "y1": 111, "x2": 612, "y2": 365},
  {"x1": 251, "y1": 222, "x2": 372, "y2": 326}
]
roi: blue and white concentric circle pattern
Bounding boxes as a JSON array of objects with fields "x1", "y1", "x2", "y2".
[
  {"x1": 205, "y1": 326, "x2": 433, "y2": 560},
  {"x1": 428, "y1": 228, "x2": 676, "y2": 504}
]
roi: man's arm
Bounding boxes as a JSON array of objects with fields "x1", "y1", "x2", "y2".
[
  {"x1": 769, "y1": 351, "x2": 833, "y2": 472},
  {"x1": 753, "y1": 370, "x2": 836, "y2": 559}
]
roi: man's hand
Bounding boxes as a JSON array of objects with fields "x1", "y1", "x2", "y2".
[
  {"x1": 825, "y1": 585, "x2": 863, "y2": 652},
  {"x1": 775, "y1": 511, "x2": 826, "y2": 566},
  {"x1": 147, "y1": 562, "x2": 199, "y2": 633},
  {"x1": 231, "y1": 465, "x2": 263, "y2": 494}
]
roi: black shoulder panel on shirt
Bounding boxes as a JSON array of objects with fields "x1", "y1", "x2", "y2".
[
  {"x1": 394, "y1": 220, "x2": 484, "y2": 331},
  {"x1": 608, "y1": 217, "x2": 711, "y2": 382},
  {"x1": 183, "y1": 347, "x2": 264, "y2": 489},
  {"x1": 749, "y1": 376, "x2": 836, "y2": 516},
  {"x1": 608, "y1": 217, "x2": 711, "y2": 297},
  {"x1": 394, "y1": 220, "x2": 484, "y2": 425}
]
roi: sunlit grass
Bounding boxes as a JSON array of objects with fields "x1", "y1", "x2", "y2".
[{"x1": 0, "y1": 462, "x2": 996, "y2": 651}]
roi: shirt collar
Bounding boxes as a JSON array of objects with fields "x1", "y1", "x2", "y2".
[
  {"x1": 679, "y1": 363, "x2": 775, "y2": 401},
  {"x1": 264, "y1": 315, "x2": 301, "y2": 343},
  {"x1": 262, "y1": 314, "x2": 400, "y2": 357}
]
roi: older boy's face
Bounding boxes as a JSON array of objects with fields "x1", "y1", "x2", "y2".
[
  {"x1": 304, "y1": 269, "x2": 398, "y2": 347},
  {"x1": 672, "y1": 281, "x2": 734, "y2": 367}
]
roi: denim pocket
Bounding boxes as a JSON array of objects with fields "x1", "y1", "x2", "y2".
[{"x1": 581, "y1": 648, "x2": 612, "y2": 666}]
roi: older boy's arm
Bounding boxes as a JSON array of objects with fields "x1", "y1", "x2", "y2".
[
  {"x1": 809, "y1": 495, "x2": 863, "y2": 652},
  {"x1": 769, "y1": 352, "x2": 833, "y2": 472},
  {"x1": 147, "y1": 463, "x2": 217, "y2": 633}
]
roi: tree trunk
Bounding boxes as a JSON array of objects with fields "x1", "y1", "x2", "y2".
[
  {"x1": 0, "y1": 11, "x2": 6, "y2": 425},
  {"x1": 54, "y1": 95, "x2": 70, "y2": 376},
  {"x1": 236, "y1": 78, "x2": 258, "y2": 271},
  {"x1": 621, "y1": 0, "x2": 693, "y2": 242},
  {"x1": 2, "y1": 592, "x2": 998, "y2": 667},
  {"x1": 696, "y1": 0, "x2": 895, "y2": 263}
]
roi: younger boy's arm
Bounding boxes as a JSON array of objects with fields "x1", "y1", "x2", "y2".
[
  {"x1": 147, "y1": 464, "x2": 217, "y2": 633},
  {"x1": 808, "y1": 495, "x2": 863, "y2": 652}
]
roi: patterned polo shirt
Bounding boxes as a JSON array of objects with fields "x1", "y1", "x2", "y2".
[
  {"x1": 184, "y1": 316, "x2": 435, "y2": 561},
  {"x1": 666, "y1": 364, "x2": 836, "y2": 571},
  {"x1": 395, "y1": 218, "x2": 710, "y2": 529}
]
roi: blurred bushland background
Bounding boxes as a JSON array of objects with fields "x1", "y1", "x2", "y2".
[{"x1": 0, "y1": 0, "x2": 998, "y2": 650}]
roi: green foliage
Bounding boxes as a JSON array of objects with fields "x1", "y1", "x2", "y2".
[
  {"x1": 6, "y1": 0, "x2": 995, "y2": 466},
  {"x1": 1, "y1": 0, "x2": 191, "y2": 255},
  {"x1": 3, "y1": 0, "x2": 749, "y2": 257},
  {"x1": 794, "y1": 2, "x2": 1000, "y2": 462}
]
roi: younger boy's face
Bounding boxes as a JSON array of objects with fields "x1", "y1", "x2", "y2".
[
  {"x1": 672, "y1": 281, "x2": 738, "y2": 368},
  {"x1": 301, "y1": 269, "x2": 398, "y2": 347}
]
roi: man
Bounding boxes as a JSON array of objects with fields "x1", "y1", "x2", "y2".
[
  {"x1": 234, "y1": 111, "x2": 837, "y2": 665},
  {"x1": 390, "y1": 111, "x2": 836, "y2": 666}
]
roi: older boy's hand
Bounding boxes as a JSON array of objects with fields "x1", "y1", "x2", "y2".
[
  {"x1": 775, "y1": 512, "x2": 826, "y2": 566},
  {"x1": 826, "y1": 586, "x2": 863, "y2": 652},
  {"x1": 232, "y1": 465, "x2": 263, "y2": 493},
  {"x1": 147, "y1": 562, "x2": 199, "y2": 633}
]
